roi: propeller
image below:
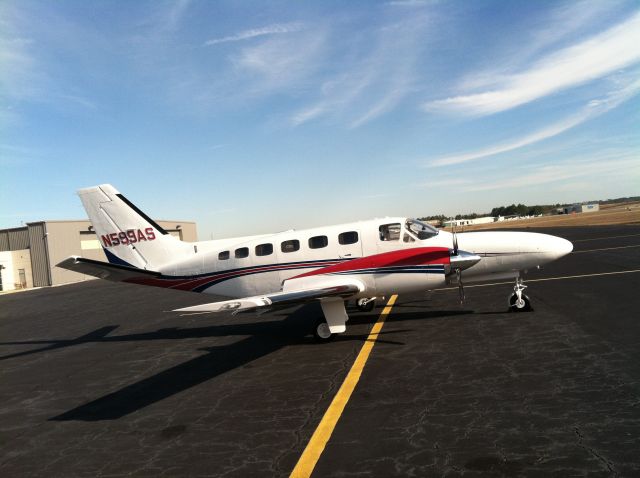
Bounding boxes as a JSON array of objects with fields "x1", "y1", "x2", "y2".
[
  {"x1": 449, "y1": 231, "x2": 480, "y2": 304},
  {"x1": 452, "y1": 231, "x2": 459, "y2": 256}
]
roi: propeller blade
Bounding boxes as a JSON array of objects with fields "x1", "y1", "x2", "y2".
[{"x1": 452, "y1": 231, "x2": 458, "y2": 255}]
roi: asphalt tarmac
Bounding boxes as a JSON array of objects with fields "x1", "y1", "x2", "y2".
[{"x1": 1, "y1": 225, "x2": 639, "y2": 477}]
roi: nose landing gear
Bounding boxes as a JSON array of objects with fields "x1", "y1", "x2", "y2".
[{"x1": 508, "y1": 277, "x2": 532, "y2": 312}]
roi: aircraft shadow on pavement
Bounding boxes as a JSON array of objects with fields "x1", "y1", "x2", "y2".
[
  {"x1": 41, "y1": 303, "x2": 401, "y2": 421},
  {"x1": 1, "y1": 304, "x2": 471, "y2": 421},
  {"x1": 0, "y1": 325, "x2": 120, "y2": 362}
]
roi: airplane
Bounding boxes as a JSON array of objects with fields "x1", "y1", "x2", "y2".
[{"x1": 58, "y1": 184, "x2": 573, "y2": 341}]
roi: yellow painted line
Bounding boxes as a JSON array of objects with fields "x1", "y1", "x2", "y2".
[{"x1": 290, "y1": 295, "x2": 398, "y2": 478}]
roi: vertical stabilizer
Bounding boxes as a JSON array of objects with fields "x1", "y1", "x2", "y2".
[{"x1": 78, "y1": 184, "x2": 192, "y2": 270}]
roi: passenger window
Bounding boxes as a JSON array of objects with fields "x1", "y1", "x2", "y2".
[
  {"x1": 235, "y1": 247, "x2": 249, "y2": 259},
  {"x1": 379, "y1": 223, "x2": 401, "y2": 241},
  {"x1": 308, "y1": 235, "x2": 328, "y2": 249},
  {"x1": 281, "y1": 239, "x2": 300, "y2": 253},
  {"x1": 338, "y1": 231, "x2": 358, "y2": 245},
  {"x1": 255, "y1": 243, "x2": 273, "y2": 256},
  {"x1": 218, "y1": 250, "x2": 230, "y2": 260}
]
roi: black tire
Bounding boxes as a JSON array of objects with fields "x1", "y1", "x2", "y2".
[
  {"x1": 356, "y1": 298, "x2": 375, "y2": 312},
  {"x1": 509, "y1": 293, "x2": 532, "y2": 312},
  {"x1": 313, "y1": 317, "x2": 334, "y2": 342}
]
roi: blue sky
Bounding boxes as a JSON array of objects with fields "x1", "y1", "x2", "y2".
[{"x1": 2, "y1": 0, "x2": 639, "y2": 239}]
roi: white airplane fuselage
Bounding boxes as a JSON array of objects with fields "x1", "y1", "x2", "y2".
[{"x1": 150, "y1": 217, "x2": 572, "y2": 299}]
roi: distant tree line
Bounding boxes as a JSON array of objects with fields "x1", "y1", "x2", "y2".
[
  {"x1": 419, "y1": 196, "x2": 638, "y2": 224},
  {"x1": 419, "y1": 214, "x2": 448, "y2": 222},
  {"x1": 597, "y1": 196, "x2": 639, "y2": 204},
  {"x1": 490, "y1": 203, "x2": 553, "y2": 217}
]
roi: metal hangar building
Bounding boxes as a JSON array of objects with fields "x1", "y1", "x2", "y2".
[{"x1": 0, "y1": 219, "x2": 197, "y2": 292}]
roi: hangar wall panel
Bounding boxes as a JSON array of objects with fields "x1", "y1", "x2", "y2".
[
  {"x1": 0, "y1": 228, "x2": 30, "y2": 251},
  {"x1": 27, "y1": 223, "x2": 51, "y2": 287},
  {"x1": 46, "y1": 221, "x2": 101, "y2": 285}
]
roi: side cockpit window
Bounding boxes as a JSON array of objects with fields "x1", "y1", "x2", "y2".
[
  {"x1": 379, "y1": 223, "x2": 401, "y2": 241},
  {"x1": 406, "y1": 219, "x2": 439, "y2": 240}
]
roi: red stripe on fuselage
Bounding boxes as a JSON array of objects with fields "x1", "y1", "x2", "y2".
[{"x1": 292, "y1": 247, "x2": 451, "y2": 279}]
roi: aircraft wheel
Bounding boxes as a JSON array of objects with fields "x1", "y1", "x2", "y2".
[
  {"x1": 356, "y1": 298, "x2": 375, "y2": 312},
  {"x1": 509, "y1": 293, "x2": 532, "y2": 312},
  {"x1": 313, "y1": 317, "x2": 334, "y2": 342}
]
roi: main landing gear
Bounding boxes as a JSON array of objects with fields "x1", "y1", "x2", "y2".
[
  {"x1": 508, "y1": 277, "x2": 532, "y2": 312},
  {"x1": 313, "y1": 317, "x2": 335, "y2": 342},
  {"x1": 313, "y1": 297, "x2": 376, "y2": 342}
]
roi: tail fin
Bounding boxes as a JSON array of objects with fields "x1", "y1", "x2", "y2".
[{"x1": 78, "y1": 184, "x2": 192, "y2": 270}]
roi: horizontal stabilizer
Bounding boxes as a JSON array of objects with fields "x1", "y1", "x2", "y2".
[
  {"x1": 173, "y1": 282, "x2": 363, "y2": 314},
  {"x1": 57, "y1": 256, "x2": 160, "y2": 282}
]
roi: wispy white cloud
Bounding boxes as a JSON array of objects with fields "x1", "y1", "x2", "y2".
[
  {"x1": 0, "y1": 2, "x2": 106, "y2": 118},
  {"x1": 430, "y1": 178, "x2": 472, "y2": 187},
  {"x1": 463, "y1": 152, "x2": 639, "y2": 192},
  {"x1": 204, "y1": 23, "x2": 303, "y2": 46},
  {"x1": 426, "y1": 78, "x2": 640, "y2": 167},
  {"x1": 457, "y1": 1, "x2": 627, "y2": 93},
  {"x1": 425, "y1": 11, "x2": 640, "y2": 116},
  {"x1": 0, "y1": 35, "x2": 41, "y2": 101},
  {"x1": 551, "y1": 181, "x2": 592, "y2": 192},
  {"x1": 290, "y1": 15, "x2": 428, "y2": 128},
  {"x1": 140, "y1": 0, "x2": 191, "y2": 33},
  {"x1": 386, "y1": 0, "x2": 432, "y2": 6},
  {"x1": 291, "y1": 105, "x2": 327, "y2": 126},
  {"x1": 349, "y1": 79, "x2": 412, "y2": 129},
  {"x1": 361, "y1": 193, "x2": 393, "y2": 199},
  {"x1": 421, "y1": 148, "x2": 639, "y2": 196},
  {"x1": 530, "y1": 0, "x2": 626, "y2": 51},
  {"x1": 0, "y1": 143, "x2": 40, "y2": 166},
  {"x1": 161, "y1": 25, "x2": 328, "y2": 109},
  {"x1": 57, "y1": 94, "x2": 97, "y2": 109},
  {"x1": 164, "y1": 0, "x2": 191, "y2": 31},
  {"x1": 231, "y1": 31, "x2": 327, "y2": 94}
]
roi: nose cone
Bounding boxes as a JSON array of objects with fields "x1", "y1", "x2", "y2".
[{"x1": 549, "y1": 236, "x2": 573, "y2": 259}]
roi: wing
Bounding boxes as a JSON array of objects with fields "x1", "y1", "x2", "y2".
[
  {"x1": 173, "y1": 280, "x2": 363, "y2": 314},
  {"x1": 57, "y1": 256, "x2": 161, "y2": 282}
]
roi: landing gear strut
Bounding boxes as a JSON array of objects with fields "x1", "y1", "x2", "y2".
[{"x1": 508, "y1": 277, "x2": 532, "y2": 312}]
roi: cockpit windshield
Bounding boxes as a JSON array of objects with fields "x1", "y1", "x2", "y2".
[{"x1": 405, "y1": 219, "x2": 439, "y2": 240}]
